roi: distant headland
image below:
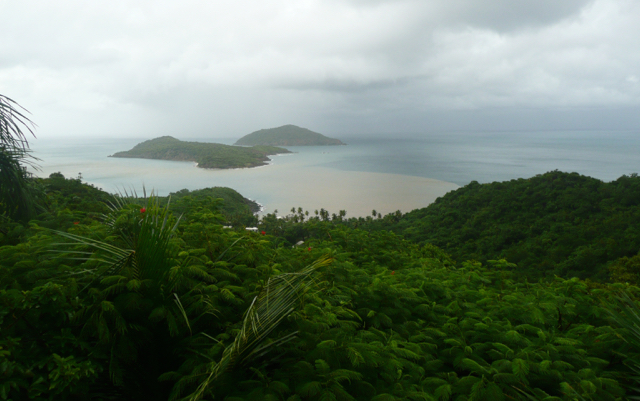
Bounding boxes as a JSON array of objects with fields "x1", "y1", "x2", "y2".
[
  {"x1": 234, "y1": 125, "x2": 345, "y2": 146},
  {"x1": 109, "y1": 136, "x2": 291, "y2": 169}
]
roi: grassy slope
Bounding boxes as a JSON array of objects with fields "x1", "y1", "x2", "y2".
[
  {"x1": 234, "y1": 124, "x2": 345, "y2": 146},
  {"x1": 110, "y1": 136, "x2": 290, "y2": 169}
]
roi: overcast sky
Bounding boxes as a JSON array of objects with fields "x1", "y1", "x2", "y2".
[{"x1": 1, "y1": 0, "x2": 639, "y2": 138}]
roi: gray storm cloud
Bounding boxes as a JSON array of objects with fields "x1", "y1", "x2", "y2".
[{"x1": 0, "y1": 0, "x2": 638, "y2": 137}]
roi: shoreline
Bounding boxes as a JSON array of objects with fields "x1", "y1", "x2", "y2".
[
  {"x1": 36, "y1": 152, "x2": 460, "y2": 217},
  {"x1": 37, "y1": 161, "x2": 458, "y2": 218},
  {"x1": 253, "y1": 166, "x2": 459, "y2": 218},
  {"x1": 29, "y1": 138, "x2": 464, "y2": 219},
  {"x1": 109, "y1": 156, "x2": 277, "y2": 171}
]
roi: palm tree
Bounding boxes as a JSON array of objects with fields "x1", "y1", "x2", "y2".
[
  {"x1": 56, "y1": 191, "x2": 330, "y2": 400},
  {"x1": 54, "y1": 192, "x2": 189, "y2": 392},
  {"x1": 0, "y1": 94, "x2": 37, "y2": 221}
]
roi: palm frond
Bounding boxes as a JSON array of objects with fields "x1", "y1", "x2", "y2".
[
  {"x1": 50, "y1": 189, "x2": 181, "y2": 295},
  {"x1": 174, "y1": 293, "x2": 193, "y2": 336},
  {"x1": 604, "y1": 290, "x2": 640, "y2": 399},
  {"x1": 0, "y1": 94, "x2": 38, "y2": 221},
  {"x1": 187, "y1": 256, "x2": 333, "y2": 401},
  {"x1": 0, "y1": 147, "x2": 35, "y2": 221},
  {"x1": 0, "y1": 94, "x2": 36, "y2": 151},
  {"x1": 51, "y1": 231, "x2": 137, "y2": 292}
]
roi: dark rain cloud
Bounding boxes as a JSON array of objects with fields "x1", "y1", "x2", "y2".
[{"x1": 0, "y1": 0, "x2": 638, "y2": 137}]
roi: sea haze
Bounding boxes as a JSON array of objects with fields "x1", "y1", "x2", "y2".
[
  {"x1": 332, "y1": 131, "x2": 639, "y2": 186},
  {"x1": 28, "y1": 131, "x2": 639, "y2": 216}
]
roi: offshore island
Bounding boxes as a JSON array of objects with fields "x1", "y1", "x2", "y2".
[
  {"x1": 110, "y1": 125, "x2": 346, "y2": 169},
  {"x1": 235, "y1": 124, "x2": 345, "y2": 146},
  {"x1": 109, "y1": 136, "x2": 291, "y2": 169}
]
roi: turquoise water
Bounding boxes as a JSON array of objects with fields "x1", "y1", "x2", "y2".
[{"x1": 27, "y1": 131, "x2": 640, "y2": 215}]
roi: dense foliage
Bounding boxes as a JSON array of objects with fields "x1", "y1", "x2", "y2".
[
  {"x1": 110, "y1": 136, "x2": 291, "y2": 169},
  {"x1": 1, "y1": 172, "x2": 640, "y2": 400},
  {"x1": 3, "y1": 98, "x2": 640, "y2": 400},
  {"x1": 334, "y1": 171, "x2": 640, "y2": 283},
  {"x1": 234, "y1": 125, "x2": 345, "y2": 146},
  {"x1": 166, "y1": 187, "x2": 260, "y2": 227}
]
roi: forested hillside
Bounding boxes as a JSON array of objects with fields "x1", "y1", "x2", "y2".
[
  {"x1": 1, "y1": 174, "x2": 637, "y2": 400},
  {"x1": 1, "y1": 170, "x2": 639, "y2": 399},
  {"x1": 235, "y1": 125, "x2": 345, "y2": 146},
  {"x1": 2, "y1": 96, "x2": 640, "y2": 400},
  {"x1": 331, "y1": 171, "x2": 640, "y2": 283},
  {"x1": 166, "y1": 187, "x2": 260, "y2": 227}
]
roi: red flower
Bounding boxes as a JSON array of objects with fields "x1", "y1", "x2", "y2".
[
  {"x1": 391, "y1": 271, "x2": 395, "y2": 275},
  {"x1": 308, "y1": 247, "x2": 312, "y2": 251},
  {"x1": 140, "y1": 208, "x2": 146, "y2": 213},
  {"x1": 73, "y1": 222, "x2": 79, "y2": 225},
  {"x1": 261, "y1": 231, "x2": 266, "y2": 235}
]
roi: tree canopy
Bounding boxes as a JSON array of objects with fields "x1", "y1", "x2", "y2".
[{"x1": 2, "y1": 96, "x2": 640, "y2": 399}]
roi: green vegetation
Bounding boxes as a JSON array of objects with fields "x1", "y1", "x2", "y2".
[
  {"x1": 110, "y1": 136, "x2": 291, "y2": 169},
  {"x1": 3, "y1": 95, "x2": 640, "y2": 400},
  {"x1": 2, "y1": 177, "x2": 639, "y2": 400},
  {"x1": 343, "y1": 171, "x2": 640, "y2": 283},
  {"x1": 235, "y1": 125, "x2": 346, "y2": 146},
  {"x1": 166, "y1": 187, "x2": 260, "y2": 227}
]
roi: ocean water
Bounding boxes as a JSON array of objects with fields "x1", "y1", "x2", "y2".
[
  {"x1": 27, "y1": 131, "x2": 640, "y2": 217},
  {"x1": 329, "y1": 131, "x2": 639, "y2": 185}
]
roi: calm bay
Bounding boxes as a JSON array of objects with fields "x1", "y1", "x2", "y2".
[{"x1": 28, "y1": 131, "x2": 640, "y2": 217}]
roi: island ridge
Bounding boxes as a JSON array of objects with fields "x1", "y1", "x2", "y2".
[
  {"x1": 234, "y1": 124, "x2": 345, "y2": 146},
  {"x1": 110, "y1": 136, "x2": 291, "y2": 169}
]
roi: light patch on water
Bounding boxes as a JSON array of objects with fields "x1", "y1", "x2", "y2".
[
  {"x1": 27, "y1": 131, "x2": 639, "y2": 217},
  {"x1": 28, "y1": 136, "x2": 458, "y2": 217}
]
